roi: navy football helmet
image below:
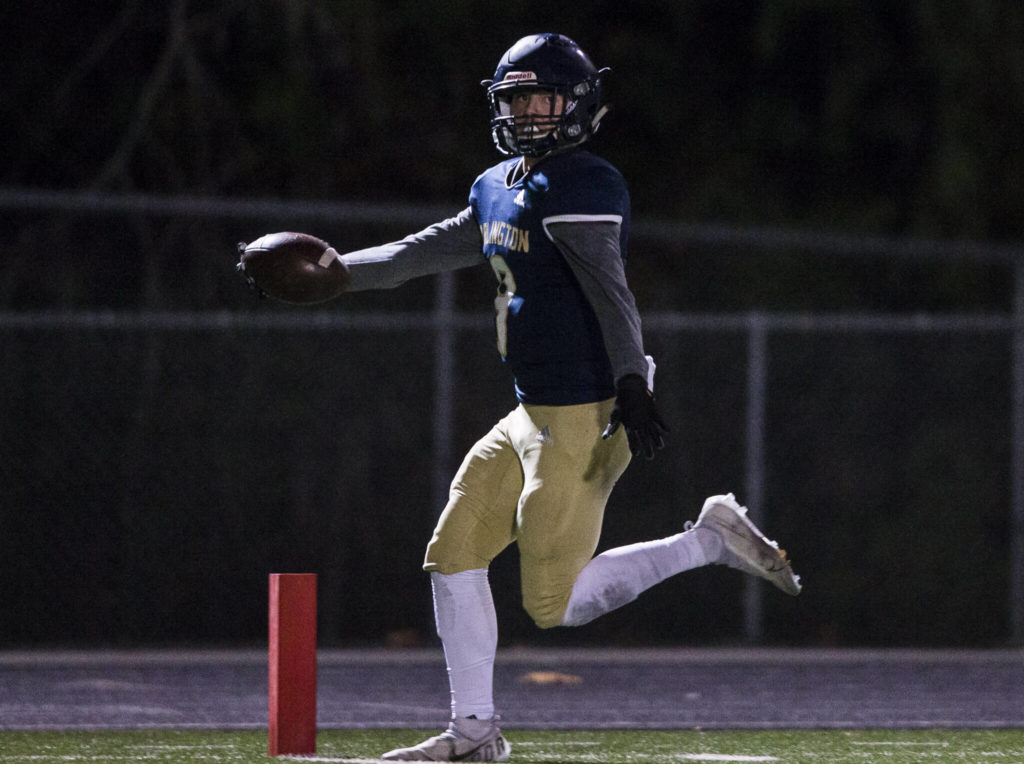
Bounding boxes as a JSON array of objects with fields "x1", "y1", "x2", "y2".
[{"x1": 482, "y1": 33, "x2": 610, "y2": 158}]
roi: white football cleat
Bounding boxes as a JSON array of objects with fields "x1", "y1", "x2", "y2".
[
  {"x1": 692, "y1": 493, "x2": 802, "y2": 595},
  {"x1": 381, "y1": 716, "x2": 510, "y2": 762}
]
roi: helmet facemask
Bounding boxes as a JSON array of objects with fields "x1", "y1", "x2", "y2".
[{"x1": 485, "y1": 73, "x2": 607, "y2": 158}]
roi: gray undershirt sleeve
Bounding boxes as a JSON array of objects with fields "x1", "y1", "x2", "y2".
[
  {"x1": 340, "y1": 206, "x2": 483, "y2": 291},
  {"x1": 545, "y1": 220, "x2": 649, "y2": 383}
]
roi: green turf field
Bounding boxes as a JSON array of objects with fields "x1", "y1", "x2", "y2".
[{"x1": 2, "y1": 728, "x2": 1024, "y2": 763}]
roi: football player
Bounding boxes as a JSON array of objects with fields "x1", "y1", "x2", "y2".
[{"x1": 324, "y1": 34, "x2": 802, "y2": 761}]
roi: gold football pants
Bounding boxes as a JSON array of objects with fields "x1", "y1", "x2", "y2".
[{"x1": 424, "y1": 398, "x2": 632, "y2": 628}]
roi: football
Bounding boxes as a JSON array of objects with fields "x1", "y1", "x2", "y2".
[{"x1": 236, "y1": 231, "x2": 350, "y2": 304}]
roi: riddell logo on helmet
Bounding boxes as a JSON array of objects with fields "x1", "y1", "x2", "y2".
[{"x1": 503, "y1": 71, "x2": 537, "y2": 82}]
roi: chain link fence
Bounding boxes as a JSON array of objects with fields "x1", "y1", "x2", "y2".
[{"x1": 2, "y1": 189, "x2": 1020, "y2": 647}]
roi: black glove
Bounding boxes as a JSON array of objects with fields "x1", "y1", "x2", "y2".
[{"x1": 601, "y1": 373, "x2": 669, "y2": 460}]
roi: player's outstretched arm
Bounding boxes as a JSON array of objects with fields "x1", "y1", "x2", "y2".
[
  {"x1": 237, "y1": 208, "x2": 483, "y2": 302},
  {"x1": 341, "y1": 207, "x2": 483, "y2": 292}
]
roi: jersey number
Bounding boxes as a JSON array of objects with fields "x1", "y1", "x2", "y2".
[{"x1": 490, "y1": 254, "x2": 517, "y2": 359}]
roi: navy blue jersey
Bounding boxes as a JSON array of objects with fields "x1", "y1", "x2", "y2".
[{"x1": 469, "y1": 150, "x2": 631, "y2": 405}]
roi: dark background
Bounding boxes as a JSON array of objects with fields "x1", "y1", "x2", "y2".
[{"x1": 1, "y1": 1, "x2": 1021, "y2": 648}]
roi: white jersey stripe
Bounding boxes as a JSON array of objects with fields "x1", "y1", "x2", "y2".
[{"x1": 541, "y1": 213, "x2": 622, "y2": 241}]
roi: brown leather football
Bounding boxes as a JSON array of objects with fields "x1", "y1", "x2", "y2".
[{"x1": 237, "y1": 231, "x2": 349, "y2": 304}]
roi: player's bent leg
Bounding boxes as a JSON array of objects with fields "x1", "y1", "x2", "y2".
[
  {"x1": 512, "y1": 399, "x2": 632, "y2": 629},
  {"x1": 692, "y1": 493, "x2": 802, "y2": 595},
  {"x1": 381, "y1": 715, "x2": 511, "y2": 762}
]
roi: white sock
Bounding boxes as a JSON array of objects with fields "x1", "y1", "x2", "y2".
[
  {"x1": 560, "y1": 527, "x2": 722, "y2": 627},
  {"x1": 431, "y1": 569, "x2": 497, "y2": 720}
]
